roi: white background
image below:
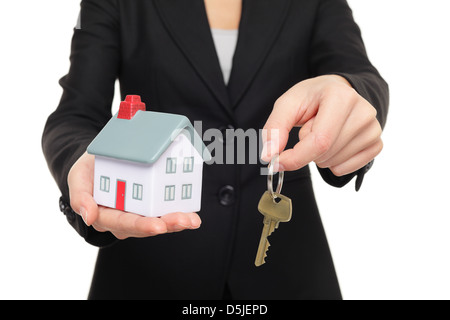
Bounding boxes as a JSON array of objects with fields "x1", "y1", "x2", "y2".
[{"x1": 0, "y1": 0, "x2": 449, "y2": 300}]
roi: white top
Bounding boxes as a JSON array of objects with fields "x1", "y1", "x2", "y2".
[{"x1": 211, "y1": 28, "x2": 239, "y2": 85}]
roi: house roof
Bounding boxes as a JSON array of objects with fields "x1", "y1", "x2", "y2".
[{"x1": 87, "y1": 110, "x2": 211, "y2": 164}]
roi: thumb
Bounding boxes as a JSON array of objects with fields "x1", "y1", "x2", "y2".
[
  {"x1": 261, "y1": 119, "x2": 289, "y2": 163},
  {"x1": 68, "y1": 152, "x2": 99, "y2": 226},
  {"x1": 74, "y1": 191, "x2": 99, "y2": 226},
  {"x1": 262, "y1": 89, "x2": 309, "y2": 163}
]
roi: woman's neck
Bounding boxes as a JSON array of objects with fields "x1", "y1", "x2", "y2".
[{"x1": 204, "y1": 0, "x2": 242, "y2": 30}]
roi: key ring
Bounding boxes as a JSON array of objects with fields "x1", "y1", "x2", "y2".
[{"x1": 267, "y1": 155, "x2": 284, "y2": 201}]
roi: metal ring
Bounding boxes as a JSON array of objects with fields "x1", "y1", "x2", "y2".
[{"x1": 267, "y1": 155, "x2": 284, "y2": 200}]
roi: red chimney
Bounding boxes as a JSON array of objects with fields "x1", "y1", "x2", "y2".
[{"x1": 117, "y1": 95, "x2": 146, "y2": 120}]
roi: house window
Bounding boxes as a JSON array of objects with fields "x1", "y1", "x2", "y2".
[
  {"x1": 166, "y1": 157, "x2": 177, "y2": 173},
  {"x1": 182, "y1": 184, "x2": 192, "y2": 200},
  {"x1": 132, "y1": 184, "x2": 143, "y2": 200},
  {"x1": 164, "y1": 185, "x2": 175, "y2": 201},
  {"x1": 183, "y1": 157, "x2": 194, "y2": 172},
  {"x1": 100, "y1": 176, "x2": 110, "y2": 192}
]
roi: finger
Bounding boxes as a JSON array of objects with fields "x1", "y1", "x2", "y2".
[
  {"x1": 95, "y1": 206, "x2": 168, "y2": 237},
  {"x1": 188, "y1": 212, "x2": 202, "y2": 229},
  {"x1": 261, "y1": 115, "x2": 292, "y2": 163},
  {"x1": 278, "y1": 91, "x2": 357, "y2": 171},
  {"x1": 160, "y1": 212, "x2": 202, "y2": 232},
  {"x1": 298, "y1": 117, "x2": 314, "y2": 141},
  {"x1": 92, "y1": 220, "x2": 152, "y2": 240},
  {"x1": 76, "y1": 191, "x2": 99, "y2": 226},
  {"x1": 315, "y1": 100, "x2": 378, "y2": 165},
  {"x1": 69, "y1": 180, "x2": 99, "y2": 226},
  {"x1": 317, "y1": 119, "x2": 382, "y2": 169},
  {"x1": 329, "y1": 139, "x2": 383, "y2": 176},
  {"x1": 67, "y1": 153, "x2": 100, "y2": 226},
  {"x1": 68, "y1": 153, "x2": 95, "y2": 194},
  {"x1": 262, "y1": 85, "x2": 311, "y2": 162},
  {"x1": 306, "y1": 88, "x2": 355, "y2": 150},
  {"x1": 110, "y1": 231, "x2": 131, "y2": 240},
  {"x1": 92, "y1": 222, "x2": 108, "y2": 233},
  {"x1": 279, "y1": 130, "x2": 332, "y2": 171}
]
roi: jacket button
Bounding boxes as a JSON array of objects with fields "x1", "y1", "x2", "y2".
[{"x1": 218, "y1": 185, "x2": 235, "y2": 206}]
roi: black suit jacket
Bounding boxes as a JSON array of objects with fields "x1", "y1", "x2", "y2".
[{"x1": 42, "y1": 0, "x2": 388, "y2": 299}]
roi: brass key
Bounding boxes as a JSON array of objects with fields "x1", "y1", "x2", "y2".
[{"x1": 255, "y1": 191, "x2": 292, "y2": 267}]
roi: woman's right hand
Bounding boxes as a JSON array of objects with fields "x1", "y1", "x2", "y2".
[{"x1": 67, "y1": 152, "x2": 202, "y2": 240}]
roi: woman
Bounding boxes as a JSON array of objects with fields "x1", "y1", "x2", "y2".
[{"x1": 42, "y1": 0, "x2": 388, "y2": 299}]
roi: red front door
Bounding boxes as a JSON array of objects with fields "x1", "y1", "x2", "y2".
[{"x1": 116, "y1": 180, "x2": 126, "y2": 211}]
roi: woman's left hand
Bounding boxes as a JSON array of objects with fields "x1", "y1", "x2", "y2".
[{"x1": 262, "y1": 75, "x2": 383, "y2": 176}]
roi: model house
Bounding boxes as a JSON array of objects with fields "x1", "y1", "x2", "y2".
[{"x1": 87, "y1": 95, "x2": 211, "y2": 217}]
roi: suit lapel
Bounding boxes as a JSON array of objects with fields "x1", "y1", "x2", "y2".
[
  {"x1": 228, "y1": 0, "x2": 292, "y2": 108},
  {"x1": 154, "y1": 0, "x2": 233, "y2": 118},
  {"x1": 154, "y1": 0, "x2": 292, "y2": 116}
]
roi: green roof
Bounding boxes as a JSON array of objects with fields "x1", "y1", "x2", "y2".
[{"x1": 87, "y1": 111, "x2": 211, "y2": 164}]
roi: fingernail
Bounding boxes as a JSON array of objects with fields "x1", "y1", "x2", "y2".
[
  {"x1": 190, "y1": 214, "x2": 201, "y2": 229},
  {"x1": 80, "y1": 206, "x2": 88, "y2": 225},
  {"x1": 261, "y1": 141, "x2": 275, "y2": 162},
  {"x1": 190, "y1": 222, "x2": 201, "y2": 230}
]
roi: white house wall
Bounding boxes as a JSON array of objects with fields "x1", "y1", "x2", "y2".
[
  {"x1": 150, "y1": 133, "x2": 203, "y2": 216},
  {"x1": 93, "y1": 156, "x2": 153, "y2": 216},
  {"x1": 93, "y1": 133, "x2": 204, "y2": 217}
]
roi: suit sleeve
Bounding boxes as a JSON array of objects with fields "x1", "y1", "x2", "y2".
[
  {"x1": 42, "y1": 0, "x2": 120, "y2": 247},
  {"x1": 308, "y1": 0, "x2": 389, "y2": 190}
]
